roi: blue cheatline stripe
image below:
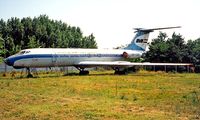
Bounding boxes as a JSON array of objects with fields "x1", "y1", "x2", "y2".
[
  {"x1": 13, "y1": 54, "x2": 122, "y2": 59},
  {"x1": 9, "y1": 54, "x2": 123, "y2": 65}
]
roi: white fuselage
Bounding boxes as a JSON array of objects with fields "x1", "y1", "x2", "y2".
[{"x1": 8, "y1": 48, "x2": 143, "y2": 68}]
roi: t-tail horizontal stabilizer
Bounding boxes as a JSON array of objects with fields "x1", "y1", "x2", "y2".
[
  {"x1": 125, "y1": 26, "x2": 181, "y2": 51},
  {"x1": 134, "y1": 26, "x2": 181, "y2": 32}
]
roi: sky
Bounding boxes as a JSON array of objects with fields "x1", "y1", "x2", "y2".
[{"x1": 0, "y1": 0, "x2": 199, "y2": 48}]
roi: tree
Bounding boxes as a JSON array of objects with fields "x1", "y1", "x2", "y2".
[
  {"x1": 27, "y1": 36, "x2": 40, "y2": 48},
  {"x1": 83, "y1": 34, "x2": 97, "y2": 48},
  {"x1": 87, "y1": 34, "x2": 97, "y2": 48},
  {"x1": 0, "y1": 15, "x2": 98, "y2": 57},
  {"x1": 5, "y1": 36, "x2": 15, "y2": 56},
  {"x1": 0, "y1": 34, "x2": 5, "y2": 56},
  {"x1": 7, "y1": 17, "x2": 24, "y2": 47},
  {"x1": 186, "y1": 38, "x2": 200, "y2": 64},
  {"x1": 144, "y1": 32, "x2": 188, "y2": 63},
  {"x1": 166, "y1": 33, "x2": 186, "y2": 63},
  {"x1": 145, "y1": 32, "x2": 169, "y2": 62}
]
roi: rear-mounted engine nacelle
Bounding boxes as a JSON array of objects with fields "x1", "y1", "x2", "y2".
[{"x1": 122, "y1": 52, "x2": 129, "y2": 58}]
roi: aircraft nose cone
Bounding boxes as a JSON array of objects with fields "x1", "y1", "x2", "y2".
[{"x1": 4, "y1": 58, "x2": 13, "y2": 66}]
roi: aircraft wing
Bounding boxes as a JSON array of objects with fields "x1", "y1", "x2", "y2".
[
  {"x1": 77, "y1": 61, "x2": 192, "y2": 67},
  {"x1": 78, "y1": 61, "x2": 137, "y2": 67}
]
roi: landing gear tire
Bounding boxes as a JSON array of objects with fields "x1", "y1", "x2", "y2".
[
  {"x1": 79, "y1": 70, "x2": 89, "y2": 75},
  {"x1": 75, "y1": 66, "x2": 90, "y2": 75},
  {"x1": 27, "y1": 73, "x2": 33, "y2": 78}
]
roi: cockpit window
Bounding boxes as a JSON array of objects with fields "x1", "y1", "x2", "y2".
[
  {"x1": 25, "y1": 51, "x2": 30, "y2": 54},
  {"x1": 18, "y1": 50, "x2": 30, "y2": 55},
  {"x1": 19, "y1": 51, "x2": 26, "y2": 54}
]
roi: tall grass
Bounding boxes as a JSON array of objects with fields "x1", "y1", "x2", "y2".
[{"x1": 0, "y1": 71, "x2": 200, "y2": 119}]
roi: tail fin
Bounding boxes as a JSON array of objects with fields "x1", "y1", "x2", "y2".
[{"x1": 124, "y1": 26, "x2": 181, "y2": 51}]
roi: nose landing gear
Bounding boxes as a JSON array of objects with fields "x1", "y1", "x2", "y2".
[{"x1": 26, "y1": 68, "x2": 33, "y2": 78}]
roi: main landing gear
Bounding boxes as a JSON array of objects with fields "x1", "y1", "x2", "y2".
[
  {"x1": 113, "y1": 67, "x2": 127, "y2": 75},
  {"x1": 75, "y1": 66, "x2": 89, "y2": 75},
  {"x1": 79, "y1": 70, "x2": 89, "y2": 75}
]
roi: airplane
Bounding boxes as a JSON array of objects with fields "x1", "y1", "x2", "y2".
[{"x1": 4, "y1": 26, "x2": 184, "y2": 76}]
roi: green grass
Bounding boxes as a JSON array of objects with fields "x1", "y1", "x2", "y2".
[{"x1": 0, "y1": 70, "x2": 200, "y2": 119}]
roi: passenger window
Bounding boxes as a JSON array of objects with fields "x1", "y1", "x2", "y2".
[{"x1": 19, "y1": 51, "x2": 25, "y2": 54}]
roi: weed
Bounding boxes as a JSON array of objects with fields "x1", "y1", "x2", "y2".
[
  {"x1": 120, "y1": 93, "x2": 129, "y2": 100},
  {"x1": 132, "y1": 94, "x2": 138, "y2": 101},
  {"x1": 84, "y1": 111, "x2": 97, "y2": 119},
  {"x1": 6, "y1": 81, "x2": 10, "y2": 87}
]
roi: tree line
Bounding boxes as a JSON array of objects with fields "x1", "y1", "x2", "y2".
[
  {"x1": 0, "y1": 15, "x2": 97, "y2": 58},
  {"x1": 0, "y1": 15, "x2": 200, "y2": 65},
  {"x1": 144, "y1": 32, "x2": 200, "y2": 65}
]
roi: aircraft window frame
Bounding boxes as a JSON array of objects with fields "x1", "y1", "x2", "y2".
[
  {"x1": 25, "y1": 51, "x2": 30, "y2": 54},
  {"x1": 19, "y1": 51, "x2": 26, "y2": 54},
  {"x1": 18, "y1": 50, "x2": 30, "y2": 55}
]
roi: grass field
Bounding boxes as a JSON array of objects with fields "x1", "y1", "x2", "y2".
[{"x1": 0, "y1": 70, "x2": 200, "y2": 120}]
